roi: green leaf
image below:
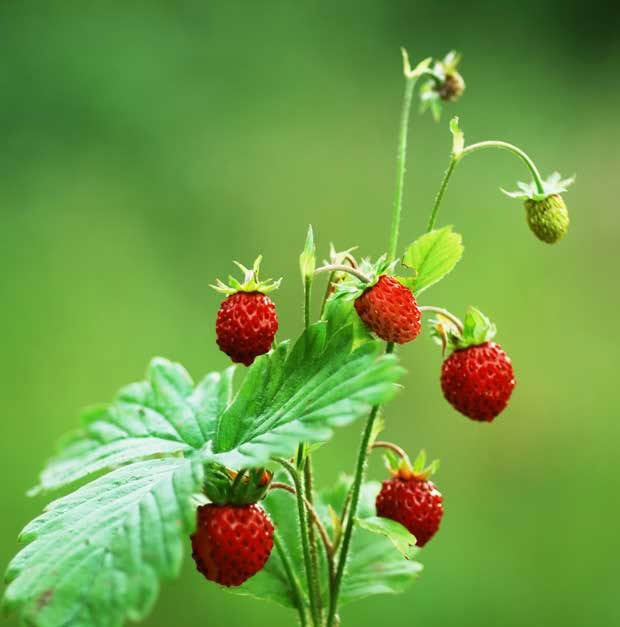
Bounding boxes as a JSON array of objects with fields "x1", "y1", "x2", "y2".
[
  {"x1": 31, "y1": 358, "x2": 234, "y2": 494},
  {"x1": 4, "y1": 457, "x2": 203, "y2": 627},
  {"x1": 208, "y1": 320, "x2": 404, "y2": 468},
  {"x1": 402, "y1": 225, "x2": 464, "y2": 295},
  {"x1": 356, "y1": 517, "x2": 417, "y2": 559},
  {"x1": 237, "y1": 475, "x2": 422, "y2": 608}
]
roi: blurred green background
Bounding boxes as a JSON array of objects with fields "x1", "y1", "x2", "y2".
[{"x1": 2, "y1": 1, "x2": 619, "y2": 625}]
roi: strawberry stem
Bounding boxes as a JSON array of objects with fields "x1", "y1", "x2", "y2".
[
  {"x1": 273, "y1": 532, "x2": 309, "y2": 626},
  {"x1": 372, "y1": 440, "x2": 407, "y2": 459},
  {"x1": 427, "y1": 137, "x2": 546, "y2": 232},
  {"x1": 276, "y1": 458, "x2": 323, "y2": 626},
  {"x1": 314, "y1": 264, "x2": 371, "y2": 283},
  {"x1": 419, "y1": 305, "x2": 464, "y2": 332}
]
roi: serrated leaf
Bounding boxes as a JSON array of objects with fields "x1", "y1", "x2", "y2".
[
  {"x1": 356, "y1": 516, "x2": 417, "y2": 559},
  {"x1": 208, "y1": 320, "x2": 404, "y2": 468},
  {"x1": 31, "y1": 359, "x2": 235, "y2": 494},
  {"x1": 4, "y1": 457, "x2": 203, "y2": 627},
  {"x1": 402, "y1": 226, "x2": 464, "y2": 295}
]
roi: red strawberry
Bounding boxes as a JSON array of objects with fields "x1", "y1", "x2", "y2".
[
  {"x1": 211, "y1": 257, "x2": 281, "y2": 366},
  {"x1": 191, "y1": 503, "x2": 274, "y2": 587},
  {"x1": 376, "y1": 474, "x2": 443, "y2": 547},
  {"x1": 216, "y1": 291, "x2": 278, "y2": 366},
  {"x1": 354, "y1": 275, "x2": 421, "y2": 344},
  {"x1": 441, "y1": 341, "x2": 515, "y2": 422}
]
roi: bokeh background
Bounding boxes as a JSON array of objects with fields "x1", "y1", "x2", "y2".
[{"x1": 2, "y1": 1, "x2": 619, "y2": 625}]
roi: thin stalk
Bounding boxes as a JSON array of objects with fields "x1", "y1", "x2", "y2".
[
  {"x1": 318, "y1": 271, "x2": 335, "y2": 320},
  {"x1": 427, "y1": 157, "x2": 457, "y2": 232},
  {"x1": 304, "y1": 276, "x2": 312, "y2": 329},
  {"x1": 277, "y1": 458, "x2": 323, "y2": 626},
  {"x1": 372, "y1": 440, "x2": 407, "y2": 459},
  {"x1": 461, "y1": 140, "x2": 545, "y2": 194},
  {"x1": 274, "y1": 531, "x2": 309, "y2": 626},
  {"x1": 315, "y1": 264, "x2": 371, "y2": 283},
  {"x1": 388, "y1": 74, "x2": 418, "y2": 262},
  {"x1": 418, "y1": 305, "x2": 464, "y2": 332},
  {"x1": 426, "y1": 140, "x2": 545, "y2": 232}
]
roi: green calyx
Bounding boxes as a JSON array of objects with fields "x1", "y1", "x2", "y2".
[
  {"x1": 330, "y1": 254, "x2": 399, "y2": 301},
  {"x1": 431, "y1": 306, "x2": 496, "y2": 353},
  {"x1": 384, "y1": 448, "x2": 440, "y2": 481},
  {"x1": 203, "y1": 464, "x2": 273, "y2": 506},
  {"x1": 210, "y1": 255, "x2": 282, "y2": 295},
  {"x1": 525, "y1": 194, "x2": 570, "y2": 244}
]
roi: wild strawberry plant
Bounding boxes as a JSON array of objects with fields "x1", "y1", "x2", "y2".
[{"x1": 3, "y1": 48, "x2": 573, "y2": 626}]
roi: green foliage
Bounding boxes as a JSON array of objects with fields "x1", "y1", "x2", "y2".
[
  {"x1": 4, "y1": 458, "x2": 203, "y2": 627},
  {"x1": 234, "y1": 476, "x2": 422, "y2": 608},
  {"x1": 402, "y1": 226, "x2": 464, "y2": 295},
  {"x1": 4, "y1": 312, "x2": 404, "y2": 626}
]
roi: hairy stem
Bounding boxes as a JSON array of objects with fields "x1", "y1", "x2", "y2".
[
  {"x1": 427, "y1": 157, "x2": 457, "y2": 232},
  {"x1": 274, "y1": 531, "x2": 309, "y2": 626},
  {"x1": 388, "y1": 74, "x2": 418, "y2": 262},
  {"x1": 277, "y1": 458, "x2": 323, "y2": 626},
  {"x1": 304, "y1": 457, "x2": 324, "y2": 605},
  {"x1": 328, "y1": 60, "x2": 416, "y2": 622}
]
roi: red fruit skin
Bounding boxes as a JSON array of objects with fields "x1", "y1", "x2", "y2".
[
  {"x1": 191, "y1": 504, "x2": 274, "y2": 587},
  {"x1": 354, "y1": 275, "x2": 421, "y2": 344},
  {"x1": 215, "y1": 291, "x2": 278, "y2": 366},
  {"x1": 441, "y1": 341, "x2": 516, "y2": 422},
  {"x1": 376, "y1": 476, "x2": 444, "y2": 547}
]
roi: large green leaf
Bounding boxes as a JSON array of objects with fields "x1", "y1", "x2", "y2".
[
  {"x1": 31, "y1": 359, "x2": 234, "y2": 494},
  {"x1": 208, "y1": 320, "x2": 404, "y2": 468},
  {"x1": 402, "y1": 225, "x2": 464, "y2": 295},
  {"x1": 4, "y1": 458, "x2": 203, "y2": 627},
  {"x1": 235, "y1": 475, "x2": 422, "y2": 609}
]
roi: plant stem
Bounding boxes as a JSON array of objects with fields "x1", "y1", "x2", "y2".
[
  {"x1": 274, "y1": 531, "x2": 309, "y2": 627},
  {"x1": 418, "y1": 305, "x2": 464, "y2": 332},
  {"x1": 388, "y1": 74, "x2": 418, "y2": 262},
  {"x1": 328, "y1": 406, "x2": 379, "y2": 625},
  {"x1": 277, "y1": 458, "x2": 323, "y2": 626},
  {"x1": 426, "y1": 140, "x2": 545, "y2": 232},
  {"x1": 426, "y1": 157, "x2": 457, "y2": 232},
  {"x1": 461, "y1": 140, "x2": 545, "y2": 194},
  {"x1": 318, "y1": 271, "x2": 335, "y2": 320},
  {"x1": 314, "y1": 264, "x2": 371, "y2": 283},
  {"x1": 304, "y1": 276, "x2": 312, "y2": 329},
  {"x1": 371, "y1": 440, "x2": 407, "y2": 459},
  {"x1": 328, "y1": 65, "x2": 417, "y2": 623}
]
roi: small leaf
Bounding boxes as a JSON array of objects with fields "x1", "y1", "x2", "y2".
[
  {"x1": 356, "y1": 516, "x2": 418, "y2": 559},
  {"x1": 402, "y1": 226, "x2": 464, "y2": 295}
]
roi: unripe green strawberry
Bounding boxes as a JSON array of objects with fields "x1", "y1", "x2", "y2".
[{"x1": 524, "y1": 194, "x2": 569, "y2": 243}]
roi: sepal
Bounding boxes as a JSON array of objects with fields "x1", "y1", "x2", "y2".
[
  {"x1": 203, "y1": 463, "x2": 273, "y2": 505},
  {"x1": 501, "y1": 171, "x2": 575, "y2": 202},
  {"x1": 210, "y1": 255, "x2": 282, "y2": 295},
  {"x1": 430, "y1": 306, "x2": 496, "y2": 353},
  {"x1": 384, "y1": 447, "x2": 440, "y2": 481}
]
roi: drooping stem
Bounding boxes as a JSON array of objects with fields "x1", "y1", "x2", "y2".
[
  {"x1": 314, "y1": 264, "x2": 371, "y2": 284},
  {"x1": 372, "y1": 440, "x2": 407, "y2": 459},
  {"x1": 426, "y1": 140, "x2": 546, "y2": 232},
  {"x1": 418, "y1": 305, "x2": 464, "y2": 332},
  {"x1": 276, "y1": 458, "x2": 323, "y2": 626},
  {"x1": 462, "y1": 140, "x2": 545, "y2": 194},
  {"x1": 388, "y1": 73, "x2": 418, "y2": 262},
  {"x1": 274, "y1": 531, "x2": 309, "y2": 626}
]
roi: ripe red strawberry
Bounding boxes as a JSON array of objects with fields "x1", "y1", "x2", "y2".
[
  {"x1": 376, "y1": 473, "x2": 443, "y2": 547},
  {"x1": 191, "y1": 503, "x2": 274, "y2": 587},
  {"x1": 441, "y1": 341, "x2": 515, "y2": 422},
  {"x1": 216, "y1": 291, "x2": 278, "y2": 366},
  {"x1": 212, "y1": 257, "x2": 281, "y2": 366},
  {"x1": 354, "y1": 275, "x2": 421, "y2": 344}
]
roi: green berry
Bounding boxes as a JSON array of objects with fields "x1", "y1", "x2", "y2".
[{"x1": 524, "y1": 194, "x2": 569, "y2": 244}]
